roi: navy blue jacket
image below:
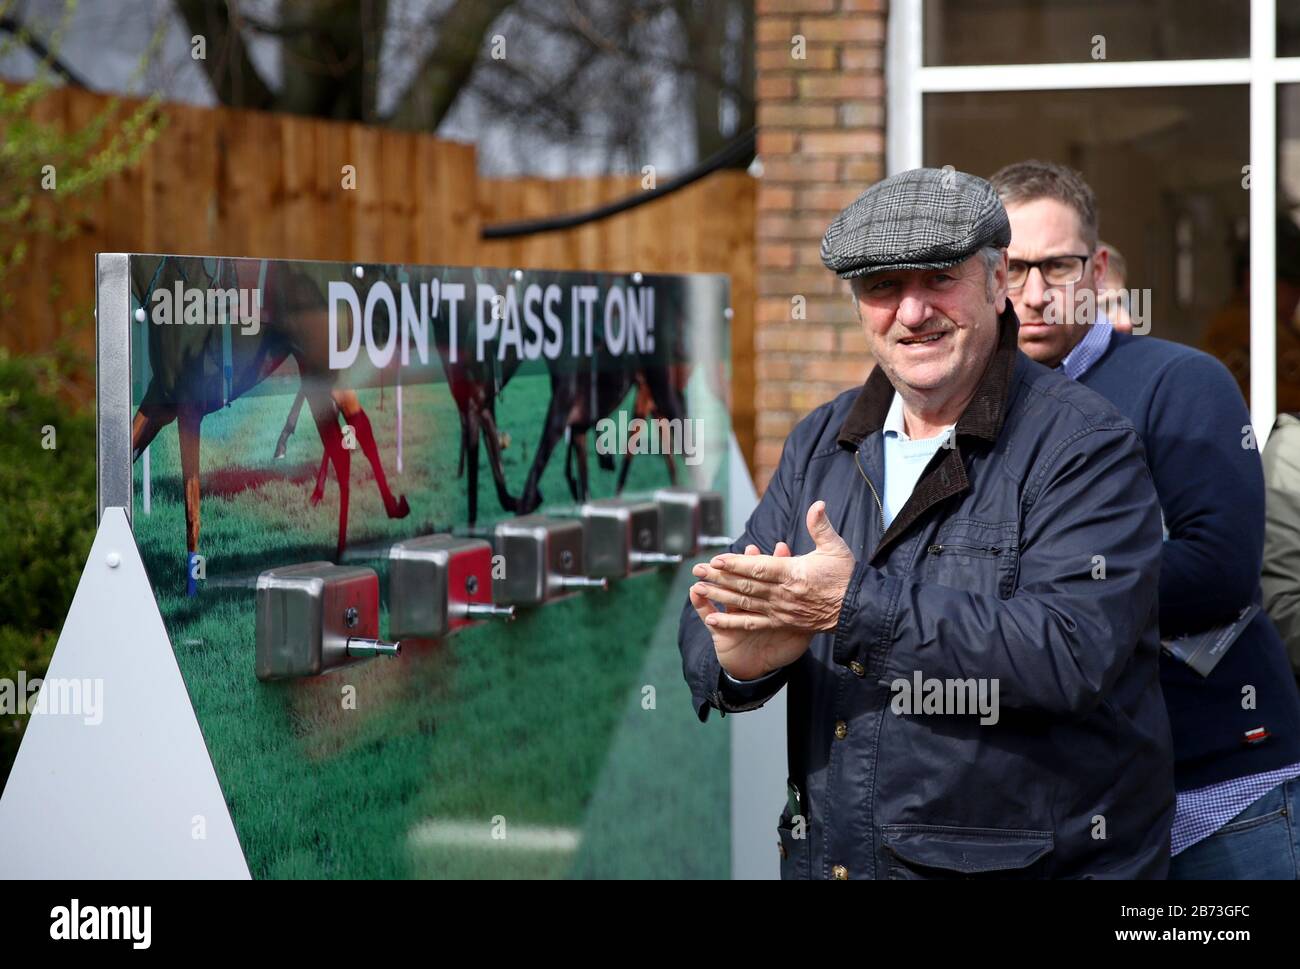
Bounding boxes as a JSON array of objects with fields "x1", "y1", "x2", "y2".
[
  {"x1": 679, "y1": 309, "x2": 1175, "y2": 879},
  {"x1": 1078, "y1": 332, "x2": 1300, "y2": 790}
]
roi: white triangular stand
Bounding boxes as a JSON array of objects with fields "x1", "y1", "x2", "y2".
[{"x1": 0, "y1": 507, "x2": 249, "y2": 878}]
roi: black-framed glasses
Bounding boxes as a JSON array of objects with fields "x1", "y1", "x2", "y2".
[{"x1": 1007, "y1": 254, "x2": 1091, "y2": 290}]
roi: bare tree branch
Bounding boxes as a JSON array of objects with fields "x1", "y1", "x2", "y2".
[
  {"x1": 275, "y1": 0, "x2": 386, "y2": 121},
  {"x1": 0, "y1": 14, "x2": 91, "y2": 87},
  {"x1": 514, "y1": 2, "x2": 750, "y2": 110},
  {"x1": 386, "y1": 0, "x2": 515, "y2": 132},
  {"x1": 172, "y1": 0, "x2": 275, "y2": 109}
]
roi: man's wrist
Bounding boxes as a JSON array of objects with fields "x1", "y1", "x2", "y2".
[
  {"x1": 817, "y1": 563, "x2": 857, "y2": 631},
  {"x1": 714, "y1": 661, "x2": 787, "y2": 714},
  {"x1": 723, "y1": 666, "x2": 781, "y2": 685}
]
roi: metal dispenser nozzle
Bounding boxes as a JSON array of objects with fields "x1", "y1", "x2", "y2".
[
  {"x1": 577, "y1": 497, "x2": 685, "y2": 579},
  {"x1": 387, "y1": 535, "x2": 515, "y2": 639},
  {"x1": 492, "y1": 515, "x2": 608, "y2": 605},
  {"x1": 255, "y1": 562, "x2": 399, "y2": 681},
  {"x1": 653, "y1": 487, "x2": 733, "y2": 557}
]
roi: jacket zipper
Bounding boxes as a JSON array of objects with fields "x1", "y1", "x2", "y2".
[
  {"x1": 854, "y1": 449, "x2": 886, "y2": 539},
  {"x1": 927, "y1": 543, "x2": 1003, "y2": 555}
]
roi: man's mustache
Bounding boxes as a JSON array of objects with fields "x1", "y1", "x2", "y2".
[{"x1": 894, "y1": 324, "x2": 955, "y2": 342}]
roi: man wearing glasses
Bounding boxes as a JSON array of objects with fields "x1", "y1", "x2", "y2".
[{"x1": 992, "y1": 160, "x2": 1300, "y2": 879}]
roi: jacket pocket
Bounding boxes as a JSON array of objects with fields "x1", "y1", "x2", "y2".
[
  {"x1": 922, "y1": 525, "x2": 1020, "y2": 599},
  {"x1": 881, "y1": 824, "x2": 1054, "y2": 880},
  {"x1": 777, "y1": 811, "x2": 811, "y2": 880}
]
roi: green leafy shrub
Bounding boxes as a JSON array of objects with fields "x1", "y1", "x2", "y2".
[{"x1": 0, "y1": 347, "x2": 95, "y2": 784}]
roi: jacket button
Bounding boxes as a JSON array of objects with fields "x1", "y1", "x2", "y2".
[
  {"x1": 832, "y1": 865, "x2": 848, "y2": 880},
  {"x1": 834, "y1": 720, "x2": 848, "y2": 740},
  {"x1": 849, "y1": 661, "x2": 865, "y2": 677}
]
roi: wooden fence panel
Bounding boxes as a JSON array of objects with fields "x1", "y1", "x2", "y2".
[{"x1": 0, "y1": 86, "x2": 754, "y2": 468}]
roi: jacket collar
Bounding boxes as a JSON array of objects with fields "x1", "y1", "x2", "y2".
[{"x1": 836, "y1": 302, "x2": 1021, "y2": 451}]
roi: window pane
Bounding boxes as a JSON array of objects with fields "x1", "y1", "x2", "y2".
[
  {"x1": 925, "y1": 0, "x2": 1249, "y2": 66},
  {"x1": 1275, "y1": 86, "x2": 1300, "y2": 413},
  {"x1": 1282, "y1": 2, "x2": 1300, "y2": 57},
  {"x1": 1203, "y1": 86, "x2": 1300, "y2": 415},
  {"x1": 924, "y1": 86, "x2": 1248, "y2": 368}
]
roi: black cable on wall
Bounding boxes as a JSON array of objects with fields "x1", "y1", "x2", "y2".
[{"x1": 480, "y1": 128, "x2": 757, "y2": 240}]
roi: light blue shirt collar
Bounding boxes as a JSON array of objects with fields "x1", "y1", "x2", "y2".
[
  {"x1": 882, "y1": 391, "x2": 954, "y2": 443},
  {"x1": 880, "y1": 392, "x2": 953, "y2": 528},
  {"x1": 1057, "y1": 312, "x2": 1114, "y2": 381}
]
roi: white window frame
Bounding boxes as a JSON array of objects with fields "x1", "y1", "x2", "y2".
[{"x1": 888, "y1": 0, "x2": 1300, "y2": 443}]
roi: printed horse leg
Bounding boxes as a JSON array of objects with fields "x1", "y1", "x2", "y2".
[
  {"x1": 615, "y1": 378, "x2": 653, "y2": 494},
  {"x1": 573, "y1": 432, "x2": 589, "y2": 502},
  {"x1": 642, "y1": 369, "x2": 686, "y2": 485},
  {"x1": 275, "y1": 388, "x2": 308, "y2": 460},
  {"x1": 307, "y1": 392, "x2": 351, "y2": 560},
  {"x1": 477, "y1": 404, "x2": 517, "y2": 513},
  {"x1": 565, "y1": 434, "x2": 580, "y2": 502},
  {"x1": 333, "y1": 390, "x2": 409, "y2": 520},
  {"x1": 457, "y1": 410, "x2": 469, "y2": 478},
  {"x1": 177, "y1": 408, "x2": 204, "y2": 596},
  {"x1": 310, "y1": 448, "x2": 330, "y2": 505},
  {"x1": 465, "y1": 406, "x2": 481, "y2": 525},
  {"x1": 517, "y1": 390, "x2": 574, "y2": 515},
  {"x1": 131, "y1": 404, "x2": 176, "y2": 462},
  {"x1": 650, "y1": 415, "x2": 679, "y2": 485},
  {"x1": 177, "y1": 409, "x2": 203, "y2": 553}
]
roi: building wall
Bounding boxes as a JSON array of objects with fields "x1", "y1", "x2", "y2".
[{"x1": 753, "y1": 0, "x2": 887, "y2": 491}]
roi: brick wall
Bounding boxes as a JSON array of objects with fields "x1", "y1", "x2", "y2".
[{"x1": 753, "y1": 0, "x2": 887, "y2": 491}]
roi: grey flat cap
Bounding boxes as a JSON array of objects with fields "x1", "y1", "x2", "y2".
[{"x1": 820, "y1": 167, "x2": 1011, "y2": 279}]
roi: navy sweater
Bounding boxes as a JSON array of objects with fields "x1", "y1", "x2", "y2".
[{"x1": 1079, "y1": 332, "x2": 1300, "y2": 790}]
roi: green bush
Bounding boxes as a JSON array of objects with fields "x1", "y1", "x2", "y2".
[{"x1": 0, "y1": 347, "x2": 96, "y2": 785}]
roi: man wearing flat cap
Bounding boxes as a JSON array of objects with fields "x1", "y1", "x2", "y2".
[{"x1": 678, "y1": 167, "x2": 1175, "y2": 879}]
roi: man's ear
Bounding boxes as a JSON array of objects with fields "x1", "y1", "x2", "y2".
[
  {"x1": 1091, "y1": 245, "x2": 1110, "y2": 290},
  {"x1": 848, "y1": 278, "x2": 864, "y2": 322}
]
